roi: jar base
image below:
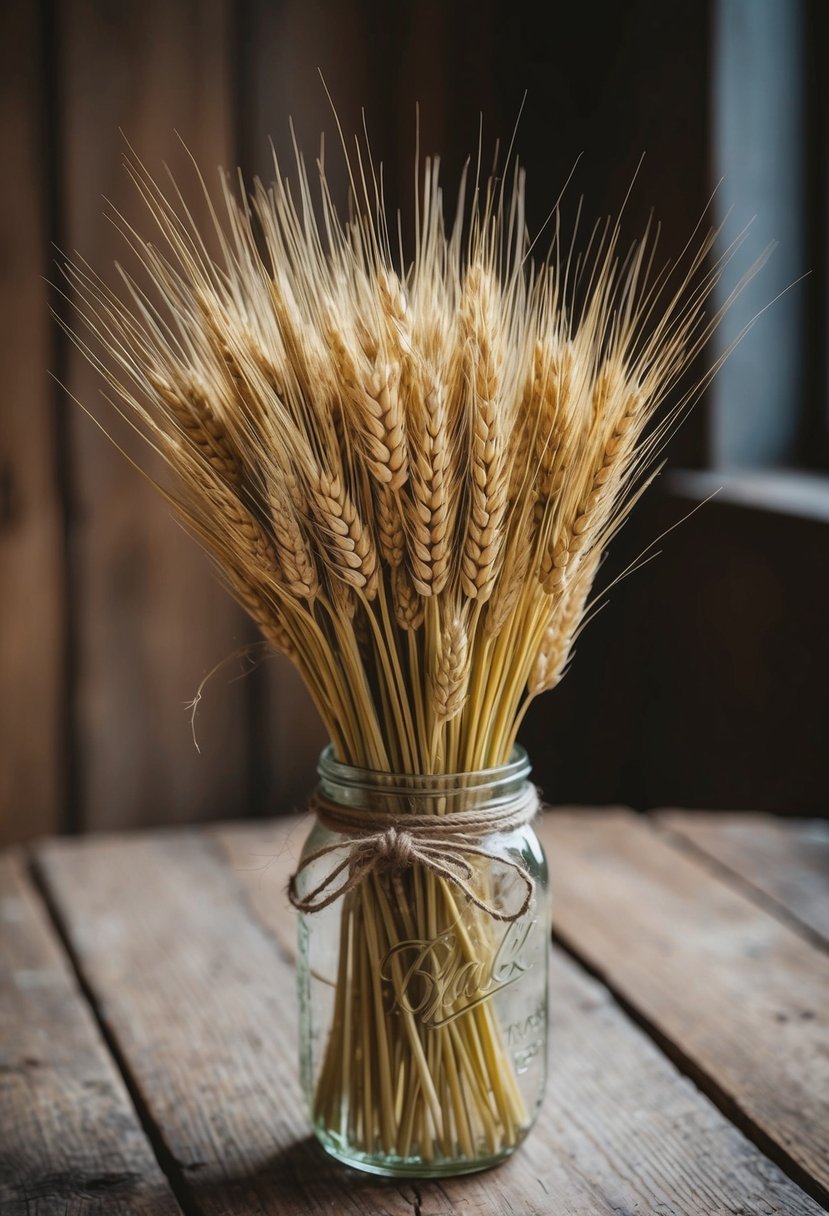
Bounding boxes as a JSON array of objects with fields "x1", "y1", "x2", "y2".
[{"x1": 314, "y1": 1125, "x2": 528, "y2": 1177}]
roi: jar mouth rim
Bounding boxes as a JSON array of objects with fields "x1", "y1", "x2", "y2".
[{"x1": 317, "y1": 744, "x2": 531, "y2": 793}]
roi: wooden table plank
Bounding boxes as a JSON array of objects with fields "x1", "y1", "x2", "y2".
[
  {"x1": 0, "y1": 852, "x2": 181, "y2": 1215},
  {"x1": 534, "y1": 810, "x2": 829, "y2": 1203},
  {"x1": 36, "y1": 832, "x2": 430, "y2": 1216},
  {"x1": 214, "y1": 815, "x2": 311, "y2": 959},
  {"x1": 33, "y1": 821, "x2": 820, "y2": 1216},
  {"x1": 658, "y1": 812, "x2": 829, "y2": 946}
]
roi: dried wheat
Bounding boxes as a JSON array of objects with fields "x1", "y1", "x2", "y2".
[{"x1": 65, "y1": 128, "x2": 751, "y2": 1172}]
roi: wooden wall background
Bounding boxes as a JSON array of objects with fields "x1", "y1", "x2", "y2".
[{"x1": 2, "y1": 0, "x2": 825, "y2": 845}]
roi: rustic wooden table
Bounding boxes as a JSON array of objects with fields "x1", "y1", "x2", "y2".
[{"x1": 2, "y1": 810, "x2": 828, "y2": 1215}]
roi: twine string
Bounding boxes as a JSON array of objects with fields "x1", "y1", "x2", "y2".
[{"x1": 288, "y1": 785, "x2": 538, "y2": 922}]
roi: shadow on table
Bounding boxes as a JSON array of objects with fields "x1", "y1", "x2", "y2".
[{"x1": 182, "y1": 1134, "x2": 430, "y2": 1212}]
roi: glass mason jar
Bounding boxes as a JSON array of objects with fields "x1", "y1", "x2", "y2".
[{"x1": 293, "y1": 746, "x2": 549, "y2": 1177}]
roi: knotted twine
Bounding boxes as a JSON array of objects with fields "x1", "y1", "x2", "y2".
[{"x1": 288, "y1": 784, "x2": 538, "y2": 923}]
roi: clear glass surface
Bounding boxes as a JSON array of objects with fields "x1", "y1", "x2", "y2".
[{"x1": 295, "y1": 748, "x2": 550, "y2": 1177}]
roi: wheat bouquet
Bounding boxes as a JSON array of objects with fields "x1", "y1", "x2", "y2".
[{"x1": 66, "y1": 131, "x2": 739, "y2": 1175}]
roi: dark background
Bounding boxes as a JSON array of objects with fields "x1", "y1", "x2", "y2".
[{"x1": 1, "y1": 0, "x2": 827, "y2": 845}]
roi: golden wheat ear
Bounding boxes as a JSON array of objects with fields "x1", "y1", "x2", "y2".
[{"x1": 64, "y1": 121, "x2": 755, "y2": 773}]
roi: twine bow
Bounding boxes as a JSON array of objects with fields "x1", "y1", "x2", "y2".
[{"x1": 288, "y1": 786, "x2": 538, "y2": 922}]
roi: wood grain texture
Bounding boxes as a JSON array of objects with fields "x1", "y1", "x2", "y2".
[
  {"x1": 0, "y1": 2, "x2": 64, "y2": 844},
  {"x1": 36, "y1": 831, "x2": 434, "y2": 1216},
  {"x1": 0, "y1": 852, "x2": 181, "y2": 1214},
  {"x1": 659, "y1": 812, "x2": 829, "y2": 946},
  {"x1": 59, "y1": 0, "x2": 250, "y2": 831},
  {"x1": 535, "y1": 809, "x2": 829, "y2": 1200},
  {"x1": 35, "y1": 817, "x2": 819, "y2": 1215}
]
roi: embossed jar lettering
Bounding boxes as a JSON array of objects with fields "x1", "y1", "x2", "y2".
[{"x1": 383, "y1": 918, "x2": 537, "y2": 1028}]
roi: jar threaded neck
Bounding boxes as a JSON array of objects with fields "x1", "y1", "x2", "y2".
[{"x1": 316, "y1": 745, "x2": 532, "y2": 815}]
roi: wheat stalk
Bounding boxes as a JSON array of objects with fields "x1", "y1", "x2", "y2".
[{"x1": 64, "y1": 130, "x2": 752, "y2": 1169}]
